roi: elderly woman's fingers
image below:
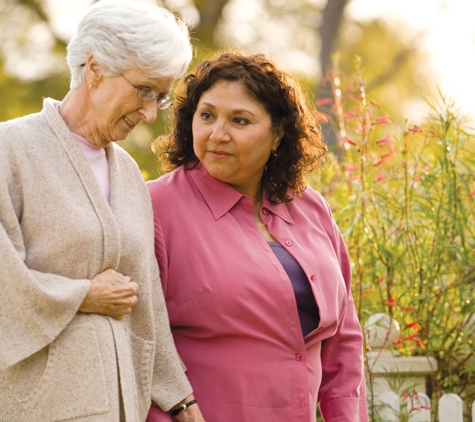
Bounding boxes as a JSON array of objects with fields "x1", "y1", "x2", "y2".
[{"x1": 79, "y1": 269, "x2": 140, "y2": 317}]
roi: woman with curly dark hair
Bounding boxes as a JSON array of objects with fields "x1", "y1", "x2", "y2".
[{"x1": 146, "y1": 51, "x2": 368, "y2": 422}]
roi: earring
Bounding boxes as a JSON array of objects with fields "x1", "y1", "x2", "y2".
[
  {"x1": 271, "y1": 149, "x2": 278, "y2": 157},
  {"x1": 88, "y1": 84, "x2": 92, "y2": 90}
]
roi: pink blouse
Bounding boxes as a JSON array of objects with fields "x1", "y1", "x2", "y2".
[
  {"x1": 72, "y1": 132, "x2": 110, "y2": 202},
  {"x1": 147, "y1": 163, "x2": 368, "y2": 422}
]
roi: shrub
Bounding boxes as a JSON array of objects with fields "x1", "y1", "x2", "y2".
[{"x1": 312, "y1": 62, "x2": 475, "y2": 420}]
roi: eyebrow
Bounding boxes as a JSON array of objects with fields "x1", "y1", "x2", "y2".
[{"x1": 197, "y1": 102, "x2": 257, "y2": 116}]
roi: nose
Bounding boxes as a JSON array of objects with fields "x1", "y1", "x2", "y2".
[
  {"x1": 209, "y1": 119, "x2": 231, "y2": 142},
  {"x1": 139, "y1": 101, "x2": 158, "y2": 123}
]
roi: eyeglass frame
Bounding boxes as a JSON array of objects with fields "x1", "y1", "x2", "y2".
[{"x1": 119, "y1": 73, "x2": 173, "y2": 110}]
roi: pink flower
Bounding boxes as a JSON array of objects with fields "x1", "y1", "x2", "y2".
[
  {"x1": 316, "y1": 97, "x2": 332, "y2": 106},
  {"x1": 409, "y1": 125, "x2": 423, "y2": 133},
  {"x1": 377, "y1": 134, "x2": 392, "y2": 146},
  {"x1": 345, "y1": 164, "x2": 359, "y2": 173},
  {"x1": 370, "y1": 100, "x2": 381, "y2": 109},
  {"x1": 381, "y1": 149, "x2": 394, "y2": 160},
  {"x1": 373, "y1": 115, "x2": 391, "y2": 125}
]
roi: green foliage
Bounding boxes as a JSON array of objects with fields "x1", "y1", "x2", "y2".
[{"x1": 311, "y1": 64, "x2": 475, "y2": 420}]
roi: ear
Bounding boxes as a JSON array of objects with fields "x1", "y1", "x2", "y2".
[
  {"x1": 85, "y1": 54, "x2": 102, "y2": 87},
  {"x1": 272, "y1": 125, "x2": 284, "y2": 150}
]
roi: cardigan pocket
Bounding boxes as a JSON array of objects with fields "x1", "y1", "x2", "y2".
[
  {"x1": 127, "y1": 328, "x2": 155, "y2": 421},
  {"x1": 15, "y1": 322, "x2": 110, "y2": 421}
]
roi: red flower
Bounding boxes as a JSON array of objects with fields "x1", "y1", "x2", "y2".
[
  {"x1": 386, "y1": 298, "x2": 396, "y2": 306},
  {"x1": 401, "y1": 306, "x2": 418, "y2": 312},
  {"x1": 402, "y1": 336, "x2": 424, "y2": 347},
  {"x1": 341, "y1": 137, "x2": 356, "y2": 146}
]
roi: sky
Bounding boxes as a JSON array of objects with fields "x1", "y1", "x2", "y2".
[{"x1": 43, "y1": 0, "x2": 475, "y2": 121}]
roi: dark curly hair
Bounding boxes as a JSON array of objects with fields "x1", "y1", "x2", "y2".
[{"x1": 153, "y1": 50, "x2": 327, "y2": 204}]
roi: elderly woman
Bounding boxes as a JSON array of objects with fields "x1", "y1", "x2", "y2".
[
  {"x1": 146, "y1": 51, "x2": 369, "y2": 422},
  {"x1": 0, "y1": 1, "x2": 204, "y2": 421}
]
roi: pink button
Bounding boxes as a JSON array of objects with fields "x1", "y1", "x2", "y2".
[
  {"x1": 285, "y1": 240, "x2": 292, "y2": 246},
  {"x1": 310, "y1": 275, "x2": 316, "y2": 282},
  {"x1": 262, "y1": 208, "x2": 269, "y2": 215},
  {"x1": 295, "y1": 353, "x2": 302, "y2": 361}
]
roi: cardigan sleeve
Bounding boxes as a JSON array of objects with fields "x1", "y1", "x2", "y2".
[
  {"x1": 0, "y1": 211, "x2": 91, "y2": 370},
  {"x1": 317, "y1": 202, "x2": 369, "y2": 422},
  {"x1": 0, "y1": 125, "x2": 90, "y2": 370}
]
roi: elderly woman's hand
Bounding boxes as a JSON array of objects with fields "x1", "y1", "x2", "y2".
[{"x1": 79, "y1": 269, "x2": 139, "y2": 320}]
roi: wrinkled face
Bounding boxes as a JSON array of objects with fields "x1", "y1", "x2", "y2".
[
  {"x1": 89, "y1": 68, "x2": 174, "y2": 145},
  {"x1": 192, "y1": 80, "x2": 281, "y2": 195}
]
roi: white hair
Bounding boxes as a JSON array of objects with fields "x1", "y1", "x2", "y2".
[{"x1": 66, "y1": 0, "x2": 192, "y2": 89}]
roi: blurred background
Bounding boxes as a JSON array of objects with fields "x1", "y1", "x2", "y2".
[{"x1": 1, "y1": 0, "x2": 474, "y2": 180}]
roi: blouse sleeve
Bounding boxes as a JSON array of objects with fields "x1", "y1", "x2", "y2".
[
  {"x1": 148, "y1": 189, "x2": 192, "y2": 411},
  {"x1": 317, "y1": 202, "x2": 369, "y2": 422}
]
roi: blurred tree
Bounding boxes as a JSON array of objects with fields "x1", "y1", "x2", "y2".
[
  {"x1": 319, "y1": 0, "x2": 350, "y2": 81},
  {"x1": 190, "y1": 0, "x2": 229, "y2": 48}
]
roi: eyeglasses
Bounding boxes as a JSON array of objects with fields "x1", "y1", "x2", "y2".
[{"x1": 120, "y1": 73, "x2": 173, "y2": 110}]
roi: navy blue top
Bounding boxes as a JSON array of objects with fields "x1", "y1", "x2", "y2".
[{"x1": 268, "y1": 241, "x2": 320, "y2": 336}]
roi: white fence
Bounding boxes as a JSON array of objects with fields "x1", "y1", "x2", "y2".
[{"x1": 375, "y1": 391, "x2": 475, "y2": 422}]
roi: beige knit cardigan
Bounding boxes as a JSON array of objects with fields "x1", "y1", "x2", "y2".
[{"x1": 0, "y1": 98, "x2": 192, "y2": 421}]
